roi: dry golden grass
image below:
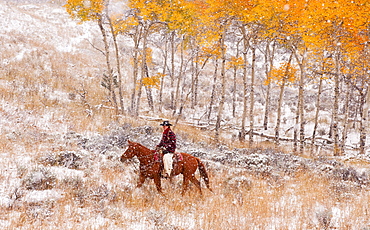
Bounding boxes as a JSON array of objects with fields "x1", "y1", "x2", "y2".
[
  {"x1": 104, "y1": 167, "x2": 368, "y2": 229},
  {"x1": 174, "y1": 123, "x2": 216, "y2": 145},
  {"x1": 1, "y1": 44, "x2": 114, "y2": 134},
  {"x1": 2, "y1": 142, "x2": 370, "y2": 230}
]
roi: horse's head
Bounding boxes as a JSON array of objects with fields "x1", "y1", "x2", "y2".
[{"x1": 120, "y1": 140, "x2": 137, "y2": 162}]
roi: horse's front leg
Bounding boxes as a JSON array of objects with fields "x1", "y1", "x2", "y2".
[
  {"x1": 137, "y1": 174, "x2": 146, "y2": 188},
  {"x1": 153, "y1": 175, "x2": 163, "y2": 194}
]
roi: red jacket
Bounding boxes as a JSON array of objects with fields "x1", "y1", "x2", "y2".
[{"x1": 157, "y1": 128, "x2": 176, "y2": 153}]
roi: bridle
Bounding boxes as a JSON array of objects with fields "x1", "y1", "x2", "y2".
[{"x1": 124, "y1": 144, "x2": 157, "y2": 162}]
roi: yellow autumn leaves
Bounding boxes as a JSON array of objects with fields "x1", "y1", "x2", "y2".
[
  {"x1": 65, "y1": 0, "x2": 370, "y2": 86},
  {"x1": 65, "y1": 0, "x2": 104, "y2": 22}
]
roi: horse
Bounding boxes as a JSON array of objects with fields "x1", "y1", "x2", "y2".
[{"x1": 120, "y1": 140, "x2": 212, "y2": 195}]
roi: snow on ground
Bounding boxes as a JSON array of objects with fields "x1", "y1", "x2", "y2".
[{"x1": 1, "y1": 1, "x2": 95, "y2": 53}]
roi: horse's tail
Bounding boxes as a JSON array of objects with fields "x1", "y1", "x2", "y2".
[{"x1": 197, "y1": 158, "x2": 213, "y2": 192}]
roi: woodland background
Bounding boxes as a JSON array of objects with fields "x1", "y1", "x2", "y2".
[{"x1": 63, "y1": 0, "x2": 370, "y2": 156}]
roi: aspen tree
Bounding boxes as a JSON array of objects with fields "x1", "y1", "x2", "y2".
[{"x1": 65, "y1": 0, "x2": 119, "y2": 118}]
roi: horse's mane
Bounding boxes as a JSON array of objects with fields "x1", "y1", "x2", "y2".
[{"x1": 130, "y1": 141, "x2": 151, "y2": 152}]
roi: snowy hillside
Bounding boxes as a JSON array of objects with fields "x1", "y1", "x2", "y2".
[{"x1": 1, "y1": 1, "x2": 370, "y2": 229}]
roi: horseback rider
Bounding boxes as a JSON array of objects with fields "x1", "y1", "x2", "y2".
[
  {"x1": 156, "y1": 121, "x2": 176, "y2": 176},
  {"x1": 156, "y1": 120, "x2": 176, "y2": 154}
]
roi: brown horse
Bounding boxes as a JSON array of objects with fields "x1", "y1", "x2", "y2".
[{"x1": 120, "y1": 140, "x2": 212, "y2": 195}]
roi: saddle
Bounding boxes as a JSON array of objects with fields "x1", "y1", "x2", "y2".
[{"x1": 152, "y1": 150, "x2": 182, "y2": 162}]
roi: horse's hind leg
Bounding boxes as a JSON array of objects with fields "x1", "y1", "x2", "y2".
[
  {"x1": 181, "y1": 177, "x2": 190, "y2": 196},
  {"x1": 190, "y1": 176, "x2": 202, "y2": 195}
]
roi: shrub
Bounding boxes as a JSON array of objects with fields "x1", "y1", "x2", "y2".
[{"x1": 22, "y1": 167, "x2": 56, "y2": 190}]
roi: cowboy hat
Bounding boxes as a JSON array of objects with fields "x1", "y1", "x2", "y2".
[{"x1": 160, "y1": 121, "x2": 173, "y2": 126}]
